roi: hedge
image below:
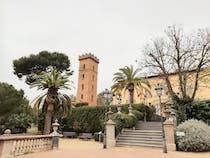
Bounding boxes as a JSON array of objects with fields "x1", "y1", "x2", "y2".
[
  {"x1": 186, "y1": 100, "x2": 210, "y2": 124},
  {"x1": 172, "y1": 98, "x2": 210, "y2": 125},
  {"x1": 60, "y1": 104, "x2": 154, "y2": 134}
]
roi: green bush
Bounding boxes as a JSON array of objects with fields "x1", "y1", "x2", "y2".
[
  {"x1": 172, "y1": 97, "x2": 210, "y2": 125},
  {"x1": 176, "y1": 119, "x2": 210, "y2": 152},
  {"x1": 132, "y1": 104, "x2": 155, "y2": 121},
  {"x1": 74, "y1": 102, "x2": 88, "y2": 107},
  {"x1": 186, "y1": 100, "x2": 210, "y2": 124},
  {"x1": 4, "y1": 113, "x2": 32, "y2": 134},
  {"x1": 0, "y1": 82, "x2": 36, "y2": 134},
  {"x1": 132, "y1": 110, "x2": 144, "y2": 120},
  {"x1": 60, "y1": 104, "x2": 154, "y2": 134},
  {"x1": 111, "y1": 113, "x2": 137, "y2": 134}
]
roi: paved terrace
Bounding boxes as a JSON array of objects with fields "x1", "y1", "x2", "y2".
[{"x1": 19, "y1": 138, "x2": 210, "y2": 158}]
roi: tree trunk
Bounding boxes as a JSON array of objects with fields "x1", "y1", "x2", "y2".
[
  {"x1": 43, "y1": 103, "x2": 54, "y2": 134},
  {"x1": 43, "y1": 88, "x2": 58, "y2": 134},
  {"x1": 129, "y1": 90, "x2": 134, "y2": 104},
  {"x1": 127, "y1": 83, "x2": 134, "y2": 104}
]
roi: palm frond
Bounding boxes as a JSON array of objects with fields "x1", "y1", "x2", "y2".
[{"x1": 111, "y1": 65, "x2": 151, "y2": 100}]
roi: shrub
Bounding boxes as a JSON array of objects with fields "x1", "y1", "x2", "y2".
[
  {"x1": 132, "y1": 110, "x2": 144, "y2": 120},
  {"x1": 111, "y1": 113, "x2": 137, "y2": 135},
  {"x1": 172, "y1": 97, "x2": 210, "y2": 125},
  {"x1": 4, "y1": 113, "x2": 32, "y2": 134},
  {"x1": 186, "y1": 100, "x2": 210, "y2": 124},
  {"x1": 74, "y1": 102, "x2": 88, "y2": 107},
  {"x1": 132, "y1": 104, "x2": 155, "y2": 121},
  {"x1": 176, "y1": 119, "x2": 210, "y2": 152},
  {"x1": 60, "y1": 103, "x2": 153, "y2": 134}
]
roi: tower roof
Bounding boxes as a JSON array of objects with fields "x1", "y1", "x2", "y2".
[{"x1": 79, "y1": 53, "x2": 99, "y2": 63}]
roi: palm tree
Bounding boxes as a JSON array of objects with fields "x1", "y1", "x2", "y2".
[
  {"x1": 30, "y1": 67, "x2": 73, "y2": 134},
  {"x1": 111, "y1": 65, "x2": 151, "y2": 104}
]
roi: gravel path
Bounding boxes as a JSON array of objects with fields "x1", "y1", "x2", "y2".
[{"x1": 19, "y1": 138, "x2": 210, "y2": 158}]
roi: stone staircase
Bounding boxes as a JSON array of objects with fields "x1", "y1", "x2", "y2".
[{"x1": 116, "y1": 121, "x2": 163, "y2": 148}]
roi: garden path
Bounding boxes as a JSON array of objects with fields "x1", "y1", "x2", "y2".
[{"x1": 19, "y1": 138, "x2": 210, "y2": 158}]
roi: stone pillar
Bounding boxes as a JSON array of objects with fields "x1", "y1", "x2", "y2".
[
  {"x1": 0, "y1": 140, "x2": 14, "y2": 158},
  {"x1": 50, "y1": 119, "x2": 62, "y2": 150},
  {"x1": 163, "y1": 119, "x2": 176, "y2": 151},
  {"x1": 128, "y1": 104, "x2": 133, "y2": 116},
  {"x1": 0, "y1": 129, "x2": 13, "y2": 158},
  {"x1": 105, "y1": 119, "x2": 116, "y2": 148}
]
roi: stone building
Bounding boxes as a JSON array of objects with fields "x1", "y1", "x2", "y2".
[
  {"x1": 113, "y1": 68, "x2": 210, "y2": 113},
  {"x1": 76, "y1": 53, "x2": 99, "y2": 106}
]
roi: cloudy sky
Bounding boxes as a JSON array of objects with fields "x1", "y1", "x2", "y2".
[{"x1": 0, "y1": 0, "x2": 210, "y2": 101}]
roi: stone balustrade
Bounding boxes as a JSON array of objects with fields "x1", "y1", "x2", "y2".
[{"x1": 0, "y1": 135, "x2": 53, "y2": 158}]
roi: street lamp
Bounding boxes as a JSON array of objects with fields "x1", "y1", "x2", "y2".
[
  {"x1": 155, "y1": 83, "x2": 167, "y2": 153},
  {"x1": 103, "y1": 88, "x2": 113, "y2": 149}
]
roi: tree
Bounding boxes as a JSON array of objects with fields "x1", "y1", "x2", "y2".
[
  {"x1": 97, "y1": 92, "x2": 106, "y2": 106},
  {"x1": 111, "y1": 65, "x2": 151, "y2": 104},
  {"x1": 30, "y1": 67, "x2": 72, "y2": 134},
  {"x1": 13, "y1": 51, "x2": 73, "y2": 84},
  {"x1": 142, "y1": 25, "x2": 210, "y2": 101},
  {"x1": 0, "y1": 82, "x2": 28, "y2": 119},
  {"x1": 0, "y1": 82, "x2": 34, "y2": 133}
]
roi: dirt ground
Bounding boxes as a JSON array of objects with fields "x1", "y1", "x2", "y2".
[{"x1": 19, "y1": 138, "x2": 210, "y2": 158}]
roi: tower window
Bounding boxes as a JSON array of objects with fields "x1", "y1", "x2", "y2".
[
  {"x1": 83, "y1": 64, "x2": 85, "y2": 69},
  {"x1": 82, "y1": 84, "x2": 84, "y2": 90},
  {"x1": 91, "y1": 95, "x2": 93, "y2": 101},
  {"x1": 82, "y1": 74, "x2": 85, "y2": 79},
  {"x1": 81, "y1": 94, "x2": 83, "y2": 99}
]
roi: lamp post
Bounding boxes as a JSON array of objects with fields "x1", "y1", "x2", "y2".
[
  {"x1": 155, "y1": 83, "x2": 167, "y2": 153},
  {"x1": 103, "y1": 88, "x2": 113, "y2": 149}
]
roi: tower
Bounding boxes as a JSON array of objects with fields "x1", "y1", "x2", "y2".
[{"x1": 76, "y1": 53, "x2": 99, "y2": 106}]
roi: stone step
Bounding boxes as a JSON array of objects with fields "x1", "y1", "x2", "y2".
[
  {"x1": 118, "y1": 134, "x2": 162, "y2": 139},
  {"x1": 116, "y1": 142, "x2": 162, "y2": 148},
  {"x1": 120, "y1": 133, "x2": 162, "y2": 137},
  {"x1": 135, "y1": 128, "x2": 162, "y2": 130},
  {"x1": 123, "y1": 129, "x2": 162, "y2": 133},
  {"x1": 117, "y1": 140, "x2": 162, "y2": 145},
  {"x1": 136, "y1": 123, "x2": 161, "y2": 127},
  {"x1": 117, "y1": 136, "x2": 162, "y2": 142},
  {"x1": 121, "y1": 131, "x2": 162, "y2": 136},
  {"x1": 136, "y1": 121, "x2": 161, "y2": 125},
  {"x1": 136, "y1": 124, "x2": 161, "y2": 126},
  {"x1": 115, "y1": 122, "x2": 164, "y2": 148}
]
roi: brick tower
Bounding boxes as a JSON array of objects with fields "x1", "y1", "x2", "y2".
[{"x1": 76, "y1": 53, "x2": 99, "y2": 106}]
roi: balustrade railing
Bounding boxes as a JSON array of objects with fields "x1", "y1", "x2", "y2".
[{"x1": 0, "y1": 135, "x2": 53, "y2": 158}]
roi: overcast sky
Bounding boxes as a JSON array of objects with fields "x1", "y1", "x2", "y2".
[{"x1": 0, "y1": 0, "x2": 210, "y2": 101}]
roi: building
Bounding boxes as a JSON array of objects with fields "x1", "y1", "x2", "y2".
[
  {"x1": 113, "y1": 68, "x2": 210, "y2": 113},
  {"x1": 76, "y1": 53, "x2": 99, "y2": 106}
]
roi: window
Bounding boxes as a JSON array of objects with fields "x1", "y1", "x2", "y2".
[
  {"x1": 83, "y1": 64, "x2": 85, "y2": 69},
  {"x1": 82, "y1": 84, "x2": 84, "y2": 90},
  {"x1": 92, "y1": 85, "x2": 94, "y2": 90},
  {"x1": 93, "y1": 65, "x2": 95, "y2": 70},
  {"x1": 82, "y1": 74, "x2": 85, "y2": 79},
  {"x1": 91, "y1": 95, "x2": 93, "y2": 101},
  {"x1": 81, "y1": 94, "x2": 83, "y2": 99}
]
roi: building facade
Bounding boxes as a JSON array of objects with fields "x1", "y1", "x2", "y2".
[
  {"x1": 76, "y1": 53, "x2": 99, "y2": 106},
  {"x1": 113, "y1": 69, "x2": 210, "y2": 112}
]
